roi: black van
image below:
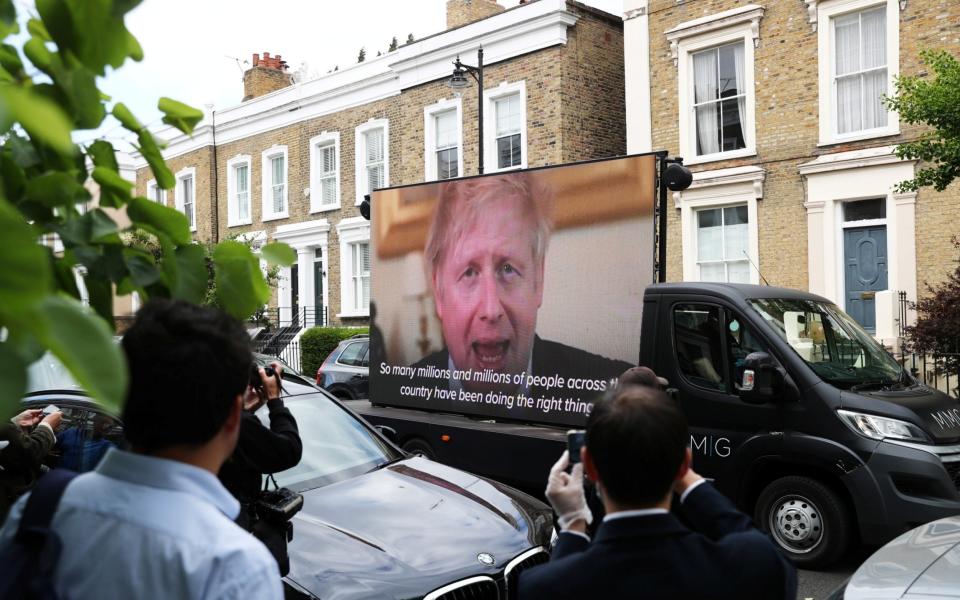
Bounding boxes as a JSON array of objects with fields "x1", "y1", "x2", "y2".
[{"x1": 644, "y1": 283, "x2": 960, "y2": 568}]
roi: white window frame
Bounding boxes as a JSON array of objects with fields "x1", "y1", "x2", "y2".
[
  {"x1": 483, "y1": 80, "x2": 528, "y2": 172},
  {"x1": 676, "y1": 166, "x2": 764, "y2": 285},
  {"x1": 227, "y1": 154, "x2": 252, "y2": 227},
  {"x1": 355, "y1": 119, "x2": 389, "y2": 206},
  {"x1": 669, "y1": 7, "x2": 761, "y2": 166},
  {"x1": 336, "y1": 216, "x2": 371, "y2": 318},
  {"x1": 261, "y1": 145, "x2": 289, "y2": 221},
  {"x1": 423, "y1": 98, "x2": 463, "y2": 182},
  {"x1": 816, "y1": 0, "x2": 899, "y2": 145},
  {"x1": 175, "y1": 167, "x2": 197, "y2": 233},
  {"x1": 146, "y1": 179, "x2": 164, "y2": 204},
  {"x1": 309, "y1": 132, "x2": 341, "y2": 213},
  {"x1": 692, "y1": 204, "x2": 752, "y2": 283}
]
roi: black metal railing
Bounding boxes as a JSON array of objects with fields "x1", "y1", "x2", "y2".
[
  {"x1": 897, "y1": 290, "x2": 910, "y2": 338},
  {"x1": 897, "y1": 351, "x2": 960, "y2": 399},
  {"x1": 258, "y1": 340, "x2": 303, "y2": 374},
  {"x1": 255, "y1": 306, "x2": 328, "y2": 330}
]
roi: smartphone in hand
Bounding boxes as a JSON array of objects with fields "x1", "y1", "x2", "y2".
[
  {"x1": 567, "y1": 430, "x2": 586, "y2": 465},
  {"x1": 42, "y1": 404, "x2": 60, "y2": 415}
]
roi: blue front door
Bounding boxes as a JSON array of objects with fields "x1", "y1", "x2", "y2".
[{"x1": 844, "y1": 226, "x2": 887, "y2": 332}]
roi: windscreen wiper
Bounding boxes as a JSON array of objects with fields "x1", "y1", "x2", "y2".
[
  {"x1": 850, "y1": 380, "x2": 894, "y2": 392},
  {"x1": 367, "y1": 456, "x2": 405, "y2": 473}
]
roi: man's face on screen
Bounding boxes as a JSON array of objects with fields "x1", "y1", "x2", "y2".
[{"x1": 433, "y1": 197, "x2": 544, "y2": 391}]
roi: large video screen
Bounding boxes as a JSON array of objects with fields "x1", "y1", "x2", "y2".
[{"x1": 369, "y1": 155, "x2": 657, "y2": 427}]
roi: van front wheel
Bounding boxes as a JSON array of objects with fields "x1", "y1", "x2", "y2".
[{"x1": 754, "y1": 475, "x2": 851, "y2": 569}]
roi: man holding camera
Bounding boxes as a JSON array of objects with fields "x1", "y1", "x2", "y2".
[
  {"x1": 219, "y1": 362, "x2": 302, "y2": 527},
  {"x1": 218, "y1": 361, "x2": 302, "y2": 575},
  {"x1": 0, "y1": 299, "x2": 283, "y2": 599},
  {"x1": 518, "y1": 384, "x2": 796, "y2": 599}
]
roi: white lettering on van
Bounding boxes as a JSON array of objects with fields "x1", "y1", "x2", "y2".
[
  {"x1": 932, "y1": 409, "x2": 960, "y2": 430},
  {"x1": 689, "y1": 435, "x2": 732, "y2": 458}
]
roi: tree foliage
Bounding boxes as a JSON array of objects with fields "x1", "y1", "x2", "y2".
[
  {"x1": 0, "y1": 0, "x2": 294, "y2": 416},
  {"x1": 903, "y1": 236, "x2": 960, "y2": 370},
  {"x1": 886, "y1": 50, "x2": 960, "y2": 192}
]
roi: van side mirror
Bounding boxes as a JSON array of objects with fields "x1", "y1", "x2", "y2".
[
  {"x1": 739, "y1": 352, "x2": 784, "y2": 404},
  {"x1": 376, "y1": 425, "x2": 399, "y2": 444}
]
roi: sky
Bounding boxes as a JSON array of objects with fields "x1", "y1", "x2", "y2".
[{"x1": 60, "y1": 0, "x2": 622, "y2": 150}]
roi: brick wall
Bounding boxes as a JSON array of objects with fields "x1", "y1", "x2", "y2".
[
  {"x1": 135, "y1": 146, "x2": 215, "y2": 244},
  {"x1": 243, "y1": 53, "x2": 293, "y2": 101},
  {"x1": 647, "y1": 0, "x2": 960, "y2": 296},
  {"x1": 561, "y1": 3, "x2": 626, "y2": 163},
  {"x1": 446, "y1": 0, "x2": 504, "y2": 30},
  {"x1": 135, "y1": 3, "x2": 627, "y2": 324}
]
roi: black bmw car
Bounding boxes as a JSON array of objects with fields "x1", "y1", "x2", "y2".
[{"x1": 23, "y1": 358, "x2": 554, "y2": 600}]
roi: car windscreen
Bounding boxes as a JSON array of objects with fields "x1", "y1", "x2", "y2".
[
  {"x1": 261, "y1": 380, "x2": 400, "y2": 492},
  {"x1": 748, "y1": 298, "x2": 904, "y2": 389},
  {"x1": 26, "y1": 353, "x2": 83, "y2": 393}
]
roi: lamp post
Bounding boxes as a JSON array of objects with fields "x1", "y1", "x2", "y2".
[{"x1": 447, "y1": 47, "x2": 484, "y2": 175}]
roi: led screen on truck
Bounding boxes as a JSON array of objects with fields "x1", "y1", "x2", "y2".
[{"x1": 369, "y1": 155, "x2": 657, "y2": 427}]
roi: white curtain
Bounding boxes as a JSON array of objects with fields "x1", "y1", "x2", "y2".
[
  {"x1": 733, "y1": 43, "x2": 746, "y2": 142},
  {"x1": 861, "y1": 8, "x2": 887, "y2": 129},
  {"x1": 834, "y1": 13, "x2": 860, "y2": 133},
  {"x1": 693, "y1": 50, "x2": 719, "y2": 155}
]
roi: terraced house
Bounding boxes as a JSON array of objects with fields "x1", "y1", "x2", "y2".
[
  {"x1": 624, "y1": 0, "x2": 960, "y2": 347},
  {"x1": 133, "y1": 0, "x2": 626, "y2": 347}
]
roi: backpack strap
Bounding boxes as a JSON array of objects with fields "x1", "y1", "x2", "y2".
[
  {"x1": 17, "y1": 469, "x2": 78, "y2": 541},
  {"x1": 15, "y1": 469, "x2": 78, "y2": 596}
]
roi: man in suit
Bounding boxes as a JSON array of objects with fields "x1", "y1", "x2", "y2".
[
  {"x1": 412, "y1": 173, "x2": 631, "y2": 412},
  {"x1": 518, "y1": 385, "x2": 797, "y2": 600}
]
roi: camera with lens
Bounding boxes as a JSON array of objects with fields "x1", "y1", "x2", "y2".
[{"x1": 249, "y1": 364, "x2": 276, "y2": 393}]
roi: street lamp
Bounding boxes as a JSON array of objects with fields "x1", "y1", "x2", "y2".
[{"x1": 447, "y1": 47, "x2": 484, "y2": 175}]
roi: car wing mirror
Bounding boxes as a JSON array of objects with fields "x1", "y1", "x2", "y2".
[
  {"x1": 375, "y1": 425, "x2": 399, "y2": 444},
  {"x1": 740, "y1": 352, "x2": 785, "y2": 405}
]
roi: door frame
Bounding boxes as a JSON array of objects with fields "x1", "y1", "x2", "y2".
[{"x1": 835, "y1": 198, "x2": 887, "y2": 327}]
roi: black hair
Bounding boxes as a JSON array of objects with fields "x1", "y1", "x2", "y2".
[
  {"x1": 586, "y1": 385, "x2": 689, "y2": 506},
  {"x1": 121, "y1": 299, "x2": 252, "y2": 451}
]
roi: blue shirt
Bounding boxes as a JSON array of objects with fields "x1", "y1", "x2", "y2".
[{"x1": 0, "y1": 448, "x2": 282, "y2": 600}]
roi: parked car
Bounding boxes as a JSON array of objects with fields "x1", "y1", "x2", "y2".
[
  {"x1": 316, "y1": 334, "x2": 369, "y2": 400},
  {"x1": 828, "y1": 515, "x2": 960, "y2": 600},
  {"x1": 23, "y1": 355, "x2": 553, "y2": 599}
]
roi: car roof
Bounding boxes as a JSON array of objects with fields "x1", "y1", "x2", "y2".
[{"x1": 646, "y1": 282, "x2": 833, "y2": 304}]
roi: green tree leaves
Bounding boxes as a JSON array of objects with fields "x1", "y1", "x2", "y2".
[
  {"x1": 887, "y1": 50, "x2": 960, "y2": 192},
  {"x1": 260, "y1": 242, "x2": 296, "y2": 267},
  {"x1": 0, "y1": 199, "x2": 53, "y2": 315},
  {"x1": 158, "y1": 97, "x2": 203, "y2": 135},
  {"x1": 0, "y1": 87, "x2": 75, "y2": 155},
  {"x1": 213, "y1": 241, "x2": 271, "y2": 319},
  {"x1": 0, "y1": 0, "x2": 293, "y2": 417}
]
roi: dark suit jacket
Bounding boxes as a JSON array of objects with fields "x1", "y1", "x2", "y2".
[
  {"x1": 517, "y1": 483, "x2": 797, "y2": 600},
  {"x1": 0, "y1": 422, "x2": 56, "y2": 520},
  {"x1": 408, "y1": 336, "x2": 633, "y2": 424}
]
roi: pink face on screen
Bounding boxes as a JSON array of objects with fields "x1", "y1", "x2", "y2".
[{"x1": 432, "y1": 197, "x2": 544, "y2": 391}]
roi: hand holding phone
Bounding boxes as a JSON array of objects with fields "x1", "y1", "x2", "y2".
[{"x1": 566, "y1": 430, "x2": 586, "y2": 465}]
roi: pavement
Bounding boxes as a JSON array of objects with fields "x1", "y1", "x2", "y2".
[{"x1": 796, "y1": 545, "x2": 874, "y2": 600}]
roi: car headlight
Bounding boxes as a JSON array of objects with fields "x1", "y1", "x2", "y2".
[{"x1": 838, "y1": 409, "x2": 930, "y2": 442}]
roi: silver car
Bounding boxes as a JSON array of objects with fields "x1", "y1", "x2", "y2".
[
  {"x1": 831, "y1": 516, "x2": 960, "y2": 599},
  {"x1": 315, "y1": 334, "x2": 369, "y2": 399}
]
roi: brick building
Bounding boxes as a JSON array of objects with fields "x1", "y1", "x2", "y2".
[
  {"x1": 133, "y1": 0, "x2": 625, "y2": 336},
  {"x1": 624, "y1": 0, "x2": 960, "y2": 345}
]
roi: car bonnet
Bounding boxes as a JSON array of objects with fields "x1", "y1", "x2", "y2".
[
  {"x1": 284, "y1": 456, "x2": 548, "y2": 599},
  {"x1": 843, "y1": 517, "x2": 960, "y2": 599}
]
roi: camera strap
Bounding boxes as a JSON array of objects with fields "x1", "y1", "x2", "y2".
[{"x1": 263, "y1": 473, "x2": 280, "y2": 493}]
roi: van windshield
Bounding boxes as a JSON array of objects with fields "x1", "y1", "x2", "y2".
[{"x1": 748, "y1": 298, "x2": 904, "y2": 390}]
